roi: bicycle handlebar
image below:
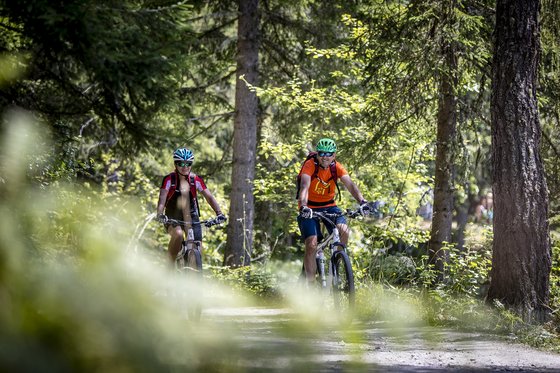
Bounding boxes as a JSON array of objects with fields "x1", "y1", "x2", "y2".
[
  {"x1": 165, "y1": 217, "x2": 225, "y2": 228},
  {"x1": 312, "y1": 208, "x2": 362, "y2": 221},
  {"x1": 306, "y1": 200, "x2": 383, "y2": 225}
]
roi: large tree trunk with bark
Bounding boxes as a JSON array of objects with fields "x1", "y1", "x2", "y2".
[
  {"x1": 428, "y1": 36, "x2": 458, "y2": 282},
  {"x1": 487, "y1": 0, "x2": 551, "y2": 322},
  {"x1": 224, "y1": 0, "x2": 259, "y2": 267}
]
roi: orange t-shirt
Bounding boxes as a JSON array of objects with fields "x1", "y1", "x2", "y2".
[{"x1": 300, "y1": 159, "x2": 347, "y2": 208}]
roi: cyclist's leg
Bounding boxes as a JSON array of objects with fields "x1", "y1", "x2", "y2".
[
  {"x1": 337, "y1": 223, "x2": 350, "y2": 247},
  {"x1": 304, "y1": 236, "x2": 318, "y2": 281},
  {"x1": 298, "y1": 214, "x2": 320, "y2": 282},
  {"x1": 166, "y1": 225, "x2": 184, "y2": 264},
  {"x1": 164, "y1": 203, "x2": 186, "y2": 265}
]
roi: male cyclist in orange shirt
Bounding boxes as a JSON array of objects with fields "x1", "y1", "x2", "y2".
[{"x1": 297, "y1": 138, "x2": 371, "y2": 284}]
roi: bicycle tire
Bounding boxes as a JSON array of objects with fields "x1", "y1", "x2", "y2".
[
  {"x1": 184, "y1": 247, "x2": 203, "y2": 273},
  {"x1": 184, "y1": 247, "x2": 203, "y2": 321},
  {"x1": 331, "y1": 248, "x2": 355, "y2": 315}
]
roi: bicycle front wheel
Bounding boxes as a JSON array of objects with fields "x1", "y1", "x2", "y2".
[
  {"x1": 332, "y1": 248, "x2": 355, "y2": 315},
  {"x1": 184, "y1": 246, "x2": 202, "y2": 273},
  {"x1": 185, "y1": 247, "x2": 203, "y2": 321}
]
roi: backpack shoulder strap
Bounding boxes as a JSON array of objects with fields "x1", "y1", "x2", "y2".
[
  {"x1": 329, "y1": 160, "x2": 338, "y2": 182},
  {"x1": 189, "y1": 174, "x2": 201, "y2": 217},
  {"x1": 310, "y1": 154, "x2": 320, "y2": 179},
  {"x1": 330, "y1": 161, "x2": 341, "y2": 200},
  {"x1": 189, "y1": 174, "x2": 197, "y2": 196},
  {"x1": 164, "y1": 172, "x2": 178, "y2": 205}
]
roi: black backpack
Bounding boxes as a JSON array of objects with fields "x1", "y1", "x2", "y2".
[{"x1": 295, "y1": 152, "x2": 341, "y2": 201}]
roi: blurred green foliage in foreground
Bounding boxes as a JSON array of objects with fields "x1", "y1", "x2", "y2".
[{"x1": 0, "y1": 112, "x2": 249, "y2": 371}]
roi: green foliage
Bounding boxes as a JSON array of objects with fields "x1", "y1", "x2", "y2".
[
  {"x1": 414, "y1": 243, "x2": 493, "y2": 299},
  {"x1": 0, "y1": 0, "x2": 197, "y2": 147},
  {"x1": 488, "y1": 299, "x2": 560, "y2": 352},
  {"x1": 354, "y1": 221, "x2": 429, "y2": 283},
  {"x1": 207, "y1": 264, "x2": 281, "y2": 300},
  {"x1": 549, "y1": 235, "x2": 560, "y2": 323},
  {"x1": 369, "y1": 253, "x2": 417, "y2": 284},
  {"x1": 251, "y1": 0, "x2": 495, "y2": 261},
  {"x1": 540, "y1": 0, "x2": 560, "y2": 123},
  {"x1": 354, "y1": 219, "x2": 493, "y2": 301},
  {"x1": 0, "y1": 1, "x2": 239, "y2": 237},
  {"x1": 421, "y1": 291, "x2": 500, "y2": 329}
]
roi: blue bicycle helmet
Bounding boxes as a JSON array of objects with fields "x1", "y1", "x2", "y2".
[{"x1": 173, "y1": 148, "x2": 194, "y2": 162}]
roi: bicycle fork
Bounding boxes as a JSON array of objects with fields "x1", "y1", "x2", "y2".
[
  {"x1": 315, "y1": 226, "x2": 341, "y2": 289},
  {"x1": 316, "y1": 250, "x2": 326, "y2": 288},
  {"x1": 317, "y1": 249, "x2": 340, "y2": 291},
  {"x1": 176, "y1": 229, "x2": 196, "y2": 270}
]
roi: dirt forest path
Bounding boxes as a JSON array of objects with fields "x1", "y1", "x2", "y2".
[{"x1": 203, "y1": 307, "x2": 560, "y2": 372}]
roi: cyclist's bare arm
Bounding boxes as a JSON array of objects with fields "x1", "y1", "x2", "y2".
[
  {"x1": 340, "y1": 174, "x2": 365, "y2": 204},
  {"x1": 200, "y1": 188, "x2": 223, "y2": 215},
  {"x1": 157, "y1": 188, "x2": 168, "y2": 215},
  {"x1": 299, "y1": 173, "x2": 312, "y2": 207}
]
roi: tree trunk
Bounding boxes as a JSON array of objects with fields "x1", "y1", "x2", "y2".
[
  {"x1": 224, "y1": 0, "x2": 260, "y2": 267},
  {"x1": 428, "y1": 36, "x2": 458, "y2": 282},
  {"x1": 487, "y1": 0, "x2": 551, "y2": 322}
]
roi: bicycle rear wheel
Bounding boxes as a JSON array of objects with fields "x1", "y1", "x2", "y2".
[{"x1": 332, "y1": 248, "x2": 355, "y2": 316}]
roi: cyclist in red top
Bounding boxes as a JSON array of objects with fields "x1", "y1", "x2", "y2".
[
  {"x1": 298, "y1": 138, "x2": 371, "y2": 283},
  {"x1": 156, "y1": 148, "x2": 226, "y2": 264}
]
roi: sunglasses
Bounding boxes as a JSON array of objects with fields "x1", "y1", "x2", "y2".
[
  {"x1": 175, "y1": 161, "x2": 192, "y2": 167},
  {"x1": 317, "y1": 152, "x2": 334, "y2": 157}
]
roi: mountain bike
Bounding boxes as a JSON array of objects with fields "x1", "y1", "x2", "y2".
[
  {"x1": 165, "y1": 216, "x2": 225, "y2": 320},
  {"x1": 301, "y1": 207, "x2": 366, "y2": 317}
]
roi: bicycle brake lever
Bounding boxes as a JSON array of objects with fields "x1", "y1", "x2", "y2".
[
  {"x1": 207, "y1": 219, "x2": 223, "y2": 227},
  {"x1": 349, "y1": 210, "x2": 361, "y2": 218}
]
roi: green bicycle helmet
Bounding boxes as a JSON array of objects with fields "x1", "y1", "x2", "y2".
[{"x1": 316, "y1": 138, "x2": 337, "y2": 153}]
